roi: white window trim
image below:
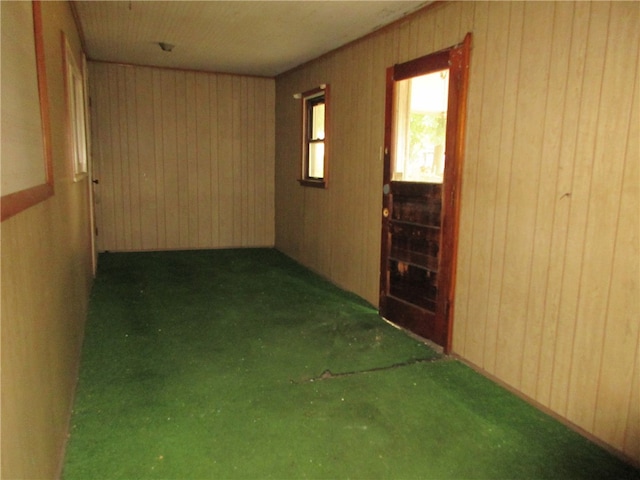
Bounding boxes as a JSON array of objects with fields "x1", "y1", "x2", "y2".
[{"x1": 63, "y1": 34, "x2": 88, "y2": 182}]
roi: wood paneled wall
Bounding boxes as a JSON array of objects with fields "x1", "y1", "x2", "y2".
[
  {"x1": 275, "y1": 1, "x2": 639, "y2": 463},
  {"x1": 1, "y1": 2, "x2": 93, "y2": 478},
  {"x1": 89, "y1": 63, "x2": 275, "y2": 251},
  {"x1": 454, "y1": 1, "x2": 639, "y2": 463}
]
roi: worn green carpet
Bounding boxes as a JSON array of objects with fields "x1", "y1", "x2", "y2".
[{"x1": 63, "y1": 249, "x2": 638, "y2": 479}]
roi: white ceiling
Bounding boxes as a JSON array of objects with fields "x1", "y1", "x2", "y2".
[{"x1": 72, "y1": 1, "x2": 430, "y2": 77}]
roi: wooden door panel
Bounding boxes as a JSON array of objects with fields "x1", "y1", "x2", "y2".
[
  {"x1": 383, "y1": 296, "x2": 438, "y2": 343},
  {"x1": 389, "y1": 260, "x2": 438, "y2": 311},
  {"x1": 389, "y1": 223, "x2": 439, "y2": 271},
  {"x1": 387, "y1": 182, "x2": 441, "y2": 314},
  {"x1": 392, "y1": 184, "x2": 442, "y2": 227}
]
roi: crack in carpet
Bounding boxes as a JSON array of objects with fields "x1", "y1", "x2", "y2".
[{"x1": 293, "y1": 355, "x2": 452, "y2": 384}]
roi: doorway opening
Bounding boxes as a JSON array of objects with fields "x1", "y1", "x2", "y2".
[{"x1": 379, "y1": 34, "x2": 471, "y2": 353}]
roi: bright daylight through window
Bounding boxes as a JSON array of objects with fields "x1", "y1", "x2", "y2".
[
  {"x1": 300, "y1": 85, "x2": 328, "y2": 188},
  {"x1": 393, "y1": 69, "x2": 448, "y2": 183},
  {"x1": 64, "y1": 36, "x2": 88, "y2": 181}
]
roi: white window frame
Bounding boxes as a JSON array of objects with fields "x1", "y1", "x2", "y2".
[{"x1": 63, "y1": 34, "x2": 88, "y2": 182}]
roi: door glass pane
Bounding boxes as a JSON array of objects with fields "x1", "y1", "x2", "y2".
[{"x1": 393, "y1": 69, "x2": 449, "y2": 183}]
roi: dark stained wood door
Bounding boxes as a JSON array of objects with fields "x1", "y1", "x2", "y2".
[{"x1": 379, "y1": 34, "x2": 471, "y2": 353}]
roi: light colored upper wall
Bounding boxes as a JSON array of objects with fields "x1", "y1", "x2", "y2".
[
  {"x1": 1, "y1": 2, "x2": 93, "y2": 478},
  {"x1": 275, "y1": 1, "x2": 639, "y2": 464},
  {"x1": 88, "y1": 63, "x2": 275, "y2": 252},
  {"x1": 453, "y1": 1, "x2": 639, "y2": 464}
]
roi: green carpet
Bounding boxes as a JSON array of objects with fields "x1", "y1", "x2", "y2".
[{"x1": 63, "y1": 249, "x2": 639, "y2": 479}]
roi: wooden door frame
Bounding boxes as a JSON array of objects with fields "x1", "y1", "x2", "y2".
[
  {"x1": 379, "y1": 33, "x2": 471, "y2": 353},
  {"x1": 83, "y1": 54, "x2": 98, "y2": 276}
]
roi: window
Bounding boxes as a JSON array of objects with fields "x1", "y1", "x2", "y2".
[
  {"x1": 63, "y1": 34, "x2": 88, "y2": 181},
  {"x1": 299, "y1": 85, "x2": 329, "y2": 188},
  {"x1": 393, "y1": 69, "x2": 449, "y2": 183}
]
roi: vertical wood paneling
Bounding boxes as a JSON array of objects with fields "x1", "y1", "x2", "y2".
[
  {"x1": 455, "y1": 0, "x2": 485, "y2": 360},
  {"x1": 434, "y1": 0, "x2": 463, "y2": 51},
  {"x1": 275, "y1": 0, "x2": 639, "y2": 464},
  {"x1": 195, "y1": 73, "x2": 212, "y2": 247},
  {"x1": 93, "y1": 63, "x2": 112, "y2": 247},
  {"x1": 161, "y1": 69, "x2": 180, "y2": 248},
  {"x1": 458, "y1": 0, "x2": 476, "y2": 35},
  {"x1": 1, "y1": 3, "x2": 93, "y2": 477},
  {"x1": 489, "y1": 1, "x2": 524, "y2": 380},
  {"x1": 125, "y1": 68, "x2": 142, "y2": 250},
  {"x1": 231, "y1": 78, "x2": 242, "y2": 245},
  {"x1": 120, "y1": 67, "x2": 134, "y2": 249},
  {"x1": 550, "y1": 1, "x2": 606, "y2": 418},
  {"x1": 570, "y1": 0, "x2": 637, "y2": 433},
  {"x1": 564, "y1": 1, "x2": 613, "y2": 431},
  {"x1": 108, "y1": 67, "x2": 124, "y2": 248},
  {"x1": 135, "y1": 66, "x2": 158, "y2": 250},
  {"x1": 627, "y1": 341, "x2": 640, "y2": 461},
  {"x1": 274, "y1": 72, "x2": 303, "y2": 258},
  {"x1": 206, "y1": 74, "x2": 219, "y2": 246},
  {"x1": 532, "y1": 1, "x2": 575, "y2": 406},
  {"x1": 475, "y1": 2, "x2": 511, "y2": 372},
  {"x1": 594, "y1": 33, "x2": 639, "y2": 447},
  {"x1": 152, "y1": 68, "x2": 166, "y2": 247},
  {"x1": 363, "y1": 42, "x2": 381, "y2": 303},
  {"x1": 536, "y1": 2, "x2": 587, "y2": 410},
  {"x1": 89, "y1": 63, "x2": 275, "y2": 251},
  {"x1": 396, "y1": 19, "x2": 411, "y2": 64},
  {"x1": 246, "y1": 78, "x2": 256, "y2": 245},
  {"x1": 507, "y1": 1, "x2": 555, "y2": 396},
  {"x1": 185, "y1": 72, "x2": 199, "y2": 247},
  {"x1": 216, "y1": 74, "x2": 234, "y2": 247},
  {"x1": 175, "y1": 71, "x2": 189, "y2": 247}
]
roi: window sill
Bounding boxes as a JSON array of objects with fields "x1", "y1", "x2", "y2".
[
  {"x1": 298, "y1": 179, "x2": 327, "y2": 189},
  {"x1": 74, "y1": 172, "x2": 88, "y2": 183}
]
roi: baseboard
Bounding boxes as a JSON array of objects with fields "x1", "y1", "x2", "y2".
[
  {"x1": 54, "y1": 281, "x2": 93, "y2": 480},
  {"x1": 96, "y1": 244, "x2": 276, "y2": 253},
  {"x1": 450, "y1": 353, "x2": 640, "y2": 471}
]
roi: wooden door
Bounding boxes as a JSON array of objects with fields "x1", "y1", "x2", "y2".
[{"x1": 379, "y1": 34, "x2": 471, "y2": 353}]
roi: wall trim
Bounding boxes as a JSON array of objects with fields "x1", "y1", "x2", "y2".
[
  {"x1": 450, "y1": 353, "x2": 640, "y2": 470},
  {"x1": 1, "y1": 0, "x2": 54, "y2": 222},
  {"x1": 88, "y1": 58, "x2": 273, "y2": 80}
]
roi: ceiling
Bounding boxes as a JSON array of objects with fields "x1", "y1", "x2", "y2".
[{"x1": 72, "y1": 1, "x2": 430, "y2": 77}]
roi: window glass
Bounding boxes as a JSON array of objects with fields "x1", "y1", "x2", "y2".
[
  {"x1": 308, "y1": 142, "x2": 325, "y2": 178},
  {"x1": 300, "y1": 86, "x2": 328, "y2": 187},
  {"x1": 311, "y1": 103, "x2": 325, "y2": 140},
  {"x1": 393, "y1": 69, "x2": 448, "y2": 183}
]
